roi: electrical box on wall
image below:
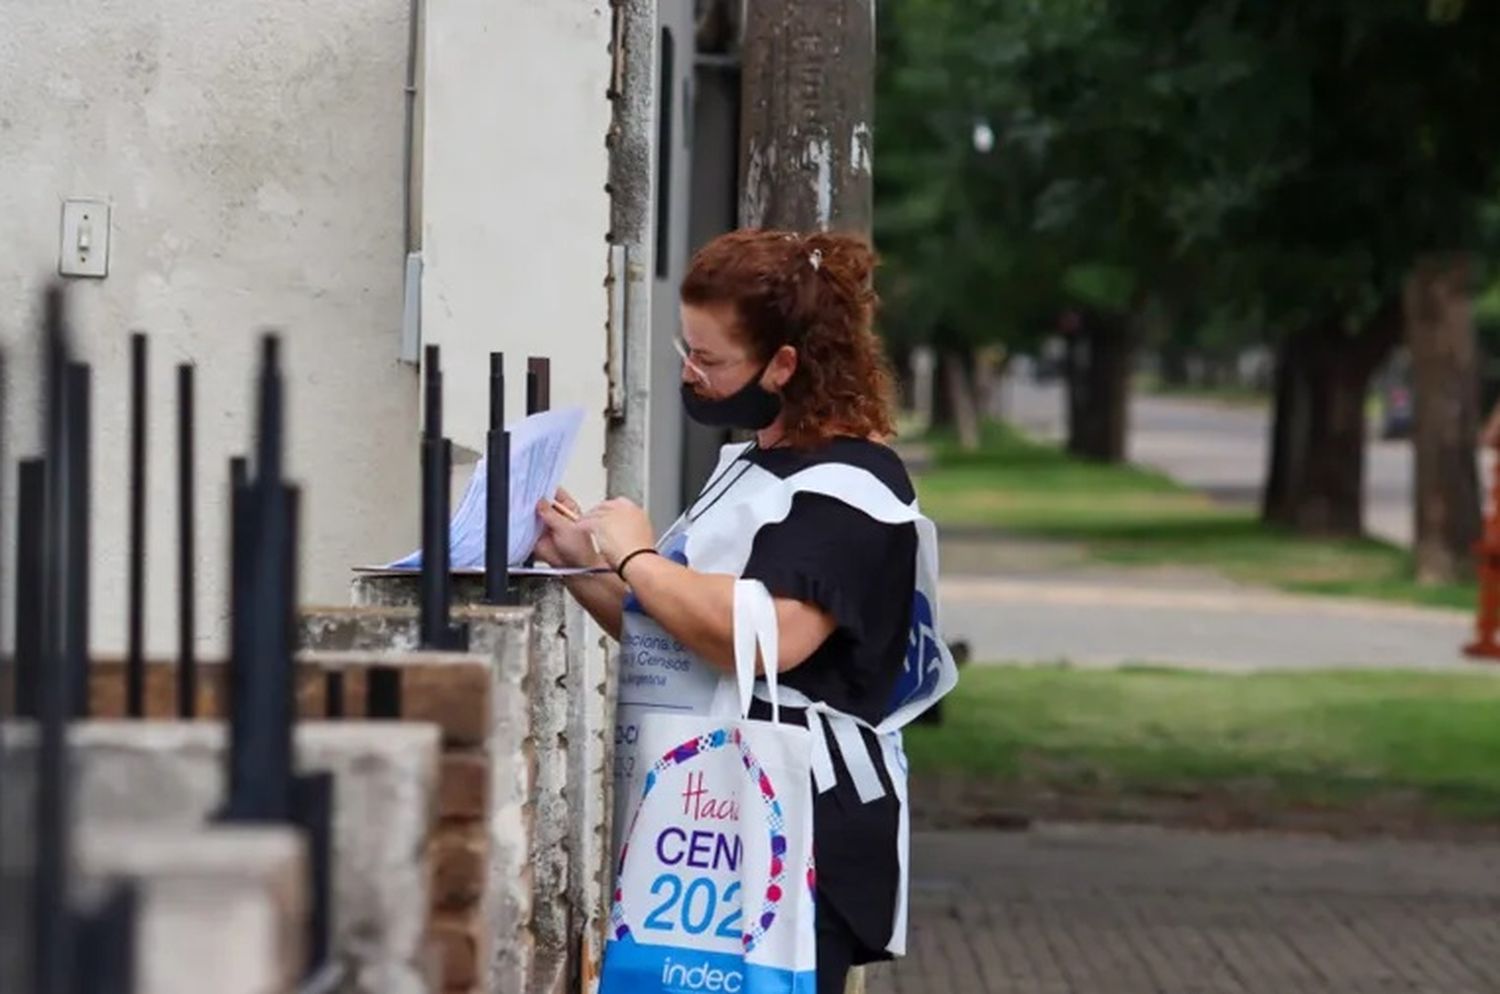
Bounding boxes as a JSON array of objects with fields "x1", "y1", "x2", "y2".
[{"x1": 59, "y1": 198, "x2": 110, "y2": 278}]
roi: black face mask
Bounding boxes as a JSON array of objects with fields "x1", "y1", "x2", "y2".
[{"x1": 680, "y1": 363, "x2": 783, "y2": 430}]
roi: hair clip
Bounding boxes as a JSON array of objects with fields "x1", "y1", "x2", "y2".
[{"x1": 809, "y1": 249, "x2": 823, "y2": 272}]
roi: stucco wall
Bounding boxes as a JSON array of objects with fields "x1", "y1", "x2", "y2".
[
  {"x1": 0, "y1": 0, "x2": 421, "y2": 654},
  {"x1": 0, "y1": 0, "x2": 623, "y2": 656},
  {"x1": 420, "y1": 0, "x2": 614, "y2": 501}
]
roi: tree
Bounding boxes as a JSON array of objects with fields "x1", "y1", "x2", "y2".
[
  {"x1": 877, "y1": 0, "x2": 1295, "y2": 461},
  {"x1": 1227, "y1": 1, "x2": 1500, "y2": 555},
  {"x1": 1408, "y1": 255, "x2": 1482, "y2": 581},
  {"x1": 876, "y1": 0, "x2": 1500, "y2": 552}
]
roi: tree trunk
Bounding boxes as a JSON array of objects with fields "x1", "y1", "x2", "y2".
[
  {"x1": 1262, "y1": 338, "x2": 1296, "y2": 524},
  {"x1": 1159, "y1": 344, "x2": 1190, "y2": 388},
  {"x1": 941, "y1": 351, "x2": 982, "y2": 451},
  {"x1": 930, "y1": 349, "x2": 980, "y2": 446},
  {"x1": 1261, "y1": 307, "x2": 1401, "y2": 536},
  {"x1": 972, "y1": 345, "x2": 1008, "y2": 422},
  {"x1": 739, "y1": 0, "x2": 874, "y2": 232},
  {"x1": 1406, "y1": 253, "x2": 1481, "y2": 583},
  {"x1": 1065, "y1": 312, "x2": 1133, "y2": 462}
]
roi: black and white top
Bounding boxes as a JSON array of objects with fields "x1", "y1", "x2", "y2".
[{"x1": 739, "y1": 437, "x2": 917, "y2": 961}]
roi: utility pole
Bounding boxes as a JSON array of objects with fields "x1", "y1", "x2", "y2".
[
  {"x1": 739, "y1": 0, "x2": 875, "y2": 234},
  {"x1": 741, "y1": 10, "x2": 877, "y2": 991}
]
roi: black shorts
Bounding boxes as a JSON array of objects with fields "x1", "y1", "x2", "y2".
[
  {"x1": 818, "y1": 898, "x2": 890, "y2": 994},
  {"x1": 748, "y1": 701, "x2": 903, "y2": 954}
]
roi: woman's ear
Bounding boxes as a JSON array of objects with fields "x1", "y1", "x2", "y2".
[{"x1": 765, "y1": 344, "x2": 798, "y2": 391}]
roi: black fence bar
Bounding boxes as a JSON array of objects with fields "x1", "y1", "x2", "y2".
[
  {"x1": 14, "y1": 458, "x2": 45, "y2": 718},
  {"x1": 417, "y1": 345, "x2": 465, "y2": 653},
  {"x1": 324, "y1": 670, "x2": 345, "y2": 718},
  {"x1": 65, "y1": 362, "x2": 91, "y2": 719},
  {"x1": 75, "y1": 883, "x2": 137, "y2": 994},
  {"x1": 526, "y1": 356, "x2": 551, "y2": 415},
  {"x1": 36, "y1": 283, "x2": 75, "y2": 994},
  {"x1": 226, "y1": 468, "x2": 251, "y2": 809},
  {"x1": 177, "y1": 364, "x2": 197, "y2": 718},
  {"x1": 217, "y1": 339, "x2": 333, "y2": 982},
  {"x1": 19, "y1": 285, "x2": 142, "y2": 994},
  {"x1": 419, "y1": 345, "x2": 447, "y2": 645},
  {"x1": 292, "y1": 772, "x2": 334, "y2": 977},
  {"x1": 126, "y1": 334, "x2": 147, "y2": 717},
  {"x1": 366, "y1": 669, "x2": 402, "y2": 718},
  {"x1": 250, "y1": 344, "x2": 294, "y2": 820},
  {"x1": 484, "y1": 352, "x2": 512, "y2": 604},
  {"x1": 283, "y1": 480, "x2": 334, "y2": 982},
  {"x1": 227, "y1": 454, "x2": 248, "y2": 739},
  {"x1": 222, "y1": 338, "x2": 294, "y2": 822},
  {"x1": 249, "y1": 337, "x2": 294, "y2": 818},
  {"x1": 283, "y1": 481, "x2": 299, "y2": 672},
  {"x1": 522, "y1": 356, "x2": 551, "y2": 569},
  {"x1": 226, "y1": 451, "x2": 251, "y2": 838}
]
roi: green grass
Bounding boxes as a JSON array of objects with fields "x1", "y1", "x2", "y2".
[
  {"x1": 905, "y1": 666, "x2": 1500, "y2": 819},
  {"x1": 915, "y1": 422, "x2": 1476, "y2": 610}
]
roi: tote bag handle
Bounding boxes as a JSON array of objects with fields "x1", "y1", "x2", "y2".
[{"x1": 733, "y1": 578, "x2": 782, "y2": 724}]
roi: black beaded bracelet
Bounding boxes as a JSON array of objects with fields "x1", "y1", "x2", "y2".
[{"x1": 616, "y1": 547, "x2": 660, "y2": 581}]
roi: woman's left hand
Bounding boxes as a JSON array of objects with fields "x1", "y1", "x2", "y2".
[{"x1": 582, "y1": 497, "x2": 657, "y2": 570}]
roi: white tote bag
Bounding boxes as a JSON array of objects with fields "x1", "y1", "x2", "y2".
[{"x1": 601, "y1": 580, "x2": 818, "y2": 994}]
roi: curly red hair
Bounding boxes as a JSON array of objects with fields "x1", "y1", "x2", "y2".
[{"x1": 680, "y1": 229, "x2": 896, "y2": 448}]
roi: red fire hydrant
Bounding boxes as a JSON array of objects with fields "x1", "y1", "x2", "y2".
[{"x1": 1465, "y1": 438, "x2": 1500, "y2": 659}]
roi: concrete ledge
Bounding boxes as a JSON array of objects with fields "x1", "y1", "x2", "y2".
[
  {"x1": 297, "y1": 650, "x2": 493, "y2": 747},
  {"x1": 300, "y1": 605, "x2": 535, "y2": 994},
  {"x1": 80, "y1": 823, "x2": 307, "y2": 994},
  {"x1": 2, "y1": 720, "x2": 441, "y2": 994},
  {"x1": 336, "y1": 575, "x2": 616, "y2": 994},
  {"x1": 88, "y1": 652, "x2": 492, "y2": 748}
]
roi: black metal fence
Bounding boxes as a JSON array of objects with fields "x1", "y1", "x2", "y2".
[
  {"x1": 2, "y1": 286, "x2": 140, "y2": 994},
  {"x1": 0, "y1": 286, "x2": 335, "y2": 992},
  {"x1": 0, "y1": 284, "x2": 559, "y2": 992},
  {"x1": 376, "y1": 343, "x2": 552, "y2": 719}
]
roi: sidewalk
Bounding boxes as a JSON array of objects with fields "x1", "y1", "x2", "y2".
[
  {"x1": 870, "y1": 825, "x2": 1500, "y2": 994},
  {"x1": 939, "y1": 561, "x2": 1480, "y2": 672}
]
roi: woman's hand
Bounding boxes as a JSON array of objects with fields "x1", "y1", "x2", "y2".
[
  {"x1": 534, "y1": 489, "x2": 604, "y2": 568},
  {"x1": 582, "y1": 497, "x2": 657, "y2": 571}
]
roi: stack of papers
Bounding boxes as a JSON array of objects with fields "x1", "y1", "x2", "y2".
[{"x1": 384, "y1": 406, "x2": 585, "y2": 570}]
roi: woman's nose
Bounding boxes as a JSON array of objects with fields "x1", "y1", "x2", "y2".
[{"x1": 680, "y1": 363, "x2": 711, "y2": 390}]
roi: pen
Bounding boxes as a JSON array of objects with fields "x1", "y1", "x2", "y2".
[{"x1": 547, "y1": 498, "x2": 602, "y2": 560}]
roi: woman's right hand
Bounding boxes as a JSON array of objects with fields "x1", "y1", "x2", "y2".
[{"x1": 534, "y1": 488, "x2": 604, "y2": 568}]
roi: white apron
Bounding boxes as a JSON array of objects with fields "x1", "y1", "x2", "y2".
[{"x1": 613, "y1": 442, "x2": 959, "y2": 955}]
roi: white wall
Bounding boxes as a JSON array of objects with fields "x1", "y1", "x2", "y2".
[
  {"x1": 421, "y1": 0, "x2": 614, "y2": 504},
  {"x1": 0, "y1": 0, "x2": 421, "y2": 654},
  {"x1": 1, "y1": 0, "x2": 626, "y2": 658}
]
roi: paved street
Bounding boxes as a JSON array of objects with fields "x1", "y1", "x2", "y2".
[{"x1": 869, "y1": 825, "x2": 1500, "y2": 994}]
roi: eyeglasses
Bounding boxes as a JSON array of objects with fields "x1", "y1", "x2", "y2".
[
  {"x1": 674, "y1": 337, "x2": 753, "y2": 388},
  {"x1": 673, "y1": 337, "x2": 710, "y2": 386}
]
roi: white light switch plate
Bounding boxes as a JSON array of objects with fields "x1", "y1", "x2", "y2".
[{"x1": 59, "y1": 199, "x2": 110, "y2": 278}]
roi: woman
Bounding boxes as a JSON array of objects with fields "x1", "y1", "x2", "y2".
[{"x1": 535, "y1": 229, "x2": 954, "y2": 994}]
